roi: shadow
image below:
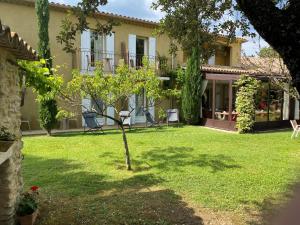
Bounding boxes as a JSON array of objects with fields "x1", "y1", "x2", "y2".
[
  {"x1": 243, "y1": 181, "x2": 300, "y2": 225},
  {"x1": 134, "y1": 146, "x2": 241, "y2": 172},
  {"x1": 22, "y1": 155, "x2": 204, "y2": 225}
]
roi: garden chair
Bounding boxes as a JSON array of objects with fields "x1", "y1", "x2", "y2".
[
  {"x1": 82, "y1": 112, "x2": 104, "y2": 133},
  {"x1": 166, "y1": 109, "x2": 180, "y2": 127},
  {"x1": 290, "y1": 120, "x2": 300, "y2": 139},
  {"x1": 119, "y1": 111, "x2": 132, "y2": 129},
  {"x1": 143, "y1": 109, "x2": 159, "y2": 127}
]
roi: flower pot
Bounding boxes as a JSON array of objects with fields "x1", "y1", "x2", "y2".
[{"x1": 18, "y1": 210, "x2": 38, "y2": 225}]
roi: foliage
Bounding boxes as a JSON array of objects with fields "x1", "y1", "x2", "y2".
[
  {"x1": 22, "y1": 127, "x2": 300, "y2": 223},
  {"x1": 181, "y1": 48, "x2": 202, "y2": 125},
  {"x1": 36, "y1": 0, "x2": 52, "y2": 69},
  {"x1": 158, "y1": 108, "x2": 167, "y2": 121},
  {"x1": 0, "y1": 127, "x2": 15, "y2": 141},
  {"x1": 39, "y1": 99, "x2": 58, "y2": 135},
  {"x1": 258, "y1": 47, "x2": 279, "y2": 58},
  {"x1": 18, "y1": 60, "x2": 63, "y2": 134},
  {"x1": 153, "y1": 0, "x2": 254, "y2": 57},
  {"x1": 18, "y1": 60, "x2": 63, "y2": 102},
  {"x1": 235, "y1": 75, "x2": 261, "y2": 133},
  {"x1": 17, "y1": 186, "x2": 39, "y2": 217},
  {"x1": 61, "y1": 58, "x2": 173, "y2": 170},
  {"x1": 56, "y1": 0, "x2": 119, "y2": 53},
  {"x1": 56, "y1": 108, "x2": 75, "y2": 120}
]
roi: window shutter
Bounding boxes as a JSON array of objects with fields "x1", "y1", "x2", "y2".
[
  {"x1": 149, "y1": 37, "x2": 156, "y2": 66},
  {"x1": 128, "y1": 34, "x2": 137, "y2": 68},
  {"x1": 129, "y1": 95, "x2": 136, "y2": 124},
  {"x1": 208, "y1": 55, "x2": 216, "y2": 65},
  {"x1": 81, "y1": 30, "x2": 91, "y2": 72}
]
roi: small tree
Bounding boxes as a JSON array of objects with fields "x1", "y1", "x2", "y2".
[
  {"x1": 61, "y1": 58, "x2": 167, "y2": 170},
  {"x1": 182, "y1": 48, "x2": 202, "y2": 124},
  {"x1": 235, "y1": 75, "x2": 261, "y2": 133},
  {"x1": 36, "y1": 0, "x2": 58, "y2": 135}
]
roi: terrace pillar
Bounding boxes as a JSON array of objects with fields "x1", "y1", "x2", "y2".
[
  {"x1": 283, "y1": 83, "x2": 290, "y2": 120},
  {"x1": 295, "y1": 99, "x2": 299, "y2": 120}
]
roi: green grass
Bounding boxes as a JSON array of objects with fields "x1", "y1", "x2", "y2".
[{"x1": 22, "y1": 126, "x2": 300, "y2": 225}]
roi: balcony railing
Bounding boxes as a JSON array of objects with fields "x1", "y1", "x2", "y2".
[{"x1": 79, "y1": 50, "x2": 174, "y2": 74}]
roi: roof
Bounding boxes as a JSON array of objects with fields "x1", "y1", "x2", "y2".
[{"x1": 0, "y1": 19, "x2": 37, "y2": 60}]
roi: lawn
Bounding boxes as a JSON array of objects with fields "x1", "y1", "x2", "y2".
[{"x1": 22, "y1": 126, "x2": 300, "y2": 225}]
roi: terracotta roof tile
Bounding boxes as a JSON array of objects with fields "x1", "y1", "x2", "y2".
[{"x1": 0, "y1": 19, "x2": 37, "y2": 60}]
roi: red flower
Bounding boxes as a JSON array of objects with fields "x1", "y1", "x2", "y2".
[{"x1": 30, "y1": 186, "x2": 39, "y2": 192}]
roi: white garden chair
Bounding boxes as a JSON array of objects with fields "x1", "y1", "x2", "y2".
[{"x1": 290, "y1": 120, "x2": 300, "y2": 139}]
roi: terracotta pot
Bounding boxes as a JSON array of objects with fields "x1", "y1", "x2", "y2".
[{"x1": 18, "y1": 210, "x2": 38, "y2": 225}]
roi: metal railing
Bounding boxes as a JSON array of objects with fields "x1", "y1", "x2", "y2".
[{"x1": 78, "y1": 50, "x2": 174, "y2": 74}]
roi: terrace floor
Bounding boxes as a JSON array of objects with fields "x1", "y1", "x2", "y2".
[{"x1": 22, "y1": 126, "x2": 300, "y2": 225}]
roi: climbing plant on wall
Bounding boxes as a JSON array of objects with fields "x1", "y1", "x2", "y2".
[{"x1": 235, "y1": 75, "x2": 261, "y2": 133}]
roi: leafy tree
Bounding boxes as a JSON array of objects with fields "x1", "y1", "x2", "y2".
[
  {"x1": 56, "y1": 0, "x2": 118, "y2": 53},
  {"x1": 36, "y1": 0, "x2": 58, "y2": 135},
  {"x1": 235, "y1": 0, "x2": 300, "y2": 93},
  {"x1": 258, "y1": 47, "x2": 279, "y2": 58},
  {"x1": 182, "y1": 48, "x2": 202, "y2": 124},
  {"x1": 61, "y1": 58, "x2": 171, "y2": 170}
]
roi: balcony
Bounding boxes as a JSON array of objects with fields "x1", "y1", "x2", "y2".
[{"x1": 78, "y1": 50, "x2": 174, "y2": 75}]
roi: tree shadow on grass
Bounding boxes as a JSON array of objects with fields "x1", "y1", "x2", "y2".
[
  {"x1": 133, "y1": 146, "x2": 241, "y2": 173},
  {"x1": 242, "y1": 182, "x2": 300, "y2": 225},
  {"x1": 23, "y1": 155, "x2": 204, "y2": 225}
]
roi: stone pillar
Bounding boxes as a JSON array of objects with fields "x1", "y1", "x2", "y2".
[
  {"x1": 283, "y1": 83, "x2": 290, "y2": 120},
  {"x1": 0, "y1": 49, "x2": 23, "y2": 225}
]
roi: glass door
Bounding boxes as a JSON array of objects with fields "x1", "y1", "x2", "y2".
[{"x1": 134, "y1": 89, "x2": 146, "y2": 123}]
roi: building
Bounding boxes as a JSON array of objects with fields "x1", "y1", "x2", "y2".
[
  {"x1": 0, "y1": 0, "x2": 246, "y2": 130},
  {"x1": 0, "y1": 19, "x2": 37, "y2": 225}
]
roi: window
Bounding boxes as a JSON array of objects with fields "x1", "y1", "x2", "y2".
[
  {"x1": 215, "y1": 80, "x2": 229, "y2": 120},
  {"x1": 269, "y1": 84, "x2": 283, "y2": 121},
  {"x1": 202, "y1": 80, "x2": 213, "y2": 119},
  {"x1": 90, "y1": 32, "x2": 105, "y2": 67}
]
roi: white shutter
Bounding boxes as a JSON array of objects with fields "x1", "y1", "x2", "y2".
[
  {"x1": 208, "y1": 55, "x2": 216, "y2": 65},
  {"x1": 129, "y1": 95, "x2": 136, "y2": 124},
  {"x1": 128, "y1": 34, "x2": 136, "y2": 68},
  {"x1": 82, "y1": 98, "x2": 91, "y2": 126},
  {"x1": 295, "y1": 99, "x2": 299, "y2": 120},
  {"x1": 81, "y1": 30, "x2": 91, "y2": 72},
  {"x1": 106, "y1": 33, "x2": 115, "y2": 73},
  {"x1": 149, "y1": 37, "x2": 156, "y2": 66}
]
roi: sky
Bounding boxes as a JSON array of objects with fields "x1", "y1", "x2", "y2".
[{"x1": 52, "y1": 0, "x2": 269, "y2": 56}]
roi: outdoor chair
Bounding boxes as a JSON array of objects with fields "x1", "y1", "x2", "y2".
[
  {"x1": 166, "y1": 109, "x2": 180, "y2": 127},
  {"x1": 82, "y1": 112, "x2": 104, "y2": 133},
  {"x1": 119, "y1": 111, "x2": 132, "y2": 129},
  {"x1": 290, "y1": 120, "x2": 300, "y2": 139},
  {"x1": 143, "y1": 109, "x2": 159, "y2": 127}
]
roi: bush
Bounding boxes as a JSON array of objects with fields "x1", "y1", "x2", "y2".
[
  {"x1": 235, "y1": 75, "x2": 261, "y2": 133},
  {"x1": 39, "y1": 99, "x2": 58, "y2": 135}
]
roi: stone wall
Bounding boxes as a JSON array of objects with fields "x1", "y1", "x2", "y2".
[{"x1": 0, "y1": 48, "x2": 23, "y2": 225}]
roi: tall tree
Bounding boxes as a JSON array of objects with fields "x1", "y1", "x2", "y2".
[
  {"x1": 181, "y1": 48, "x2": 202, "y2": 124},
  {"x1": 36, "y1": 0, "x2": 58, "y2": 135},
  {"x1": 235, "y1": 0, "x2": 300, "y2": 93}
]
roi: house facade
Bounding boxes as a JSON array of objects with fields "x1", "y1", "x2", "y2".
[{"x1": 0, "y1": 0, "x2": 245, "y2": 130}]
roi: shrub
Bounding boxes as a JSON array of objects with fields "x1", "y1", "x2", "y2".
[{"x1": 235, "y1": 75, "x2": 261, "y2": 133}]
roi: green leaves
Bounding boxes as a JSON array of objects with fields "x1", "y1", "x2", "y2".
[{"x1": 235, "y1": 75, "x2": 261, "y2": 133}]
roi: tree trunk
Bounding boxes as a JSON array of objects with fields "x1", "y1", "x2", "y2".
[
  {"x1": 236, "y1": 0, "x2": 300, "y2": 94},
  {"x1": 120, "y1": 125, "x2": 132, "y2": 170}
]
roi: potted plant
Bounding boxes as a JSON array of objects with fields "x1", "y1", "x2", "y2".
[
  {"x1": 17, "y1": 186, "x2": 39, "y2": 225},
  {"x1": 0, "y1": 127, "x2": 16, "y2": 153}
]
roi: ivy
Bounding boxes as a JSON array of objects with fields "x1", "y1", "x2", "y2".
[{"x1": 235, "y1": 75, "x2": 261, "y2": 133}]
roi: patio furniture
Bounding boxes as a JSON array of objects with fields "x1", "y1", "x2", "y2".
[
  {"x1": 290, "y1": 120, "x2": 300, "y2": 139},
  {"x1": 166, "y1": 109, "x2": 180, "y2": 126},
  {"x1": 143, "y1": 108, "x2": 159, "y2": 127},
  {"x1": 119, "y1": 111, "x2": 132, "y2": 129},
  {"x1": 82, "y1": 112, "x2": 104, "y2": 133}
]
